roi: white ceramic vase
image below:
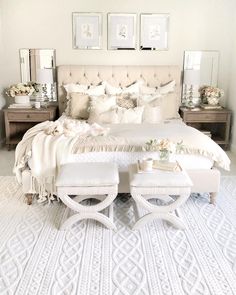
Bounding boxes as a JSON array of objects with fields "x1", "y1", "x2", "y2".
[{"x1": 14, "y1": 95, "x2": 30, "y2": 104}]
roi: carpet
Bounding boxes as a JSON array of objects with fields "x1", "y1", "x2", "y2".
[{"x1": 0, "y1": 176, "x2": 236, "y2": 295}]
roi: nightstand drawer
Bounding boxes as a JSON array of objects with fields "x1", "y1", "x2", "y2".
[
  {"x1": 7, "y1": 112, "x2": 50, "y2": 122},
  {"x1": 185, "y1": 112, "x2": 228, "y2": 122}
]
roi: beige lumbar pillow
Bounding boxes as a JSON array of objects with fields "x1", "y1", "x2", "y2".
[{"x1": 69, "y1": 93, "x2": 90, "y2": 120}]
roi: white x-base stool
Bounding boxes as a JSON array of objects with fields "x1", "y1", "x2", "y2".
[
  {"x1": 56, "y1": 162, "x2": 119, "y2": 230},
  {"x1": 129, "y1": 164, "x2": 193, "y2": 230}
]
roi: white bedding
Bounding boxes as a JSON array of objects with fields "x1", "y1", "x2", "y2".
[{"x1": 15, "y1": 115, "x2": 230, "y2": 200}]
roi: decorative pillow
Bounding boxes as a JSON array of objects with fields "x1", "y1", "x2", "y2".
[
  {"x1": 86, "y1": 84, "x2": 105, "y2": 96},
  {"x1": 102, "y1": 81, "x2": 122, "y2": 95},
  {"x1": 88, "y1": 95, "x2": 117, "y2": 124},
  {"x1": 117, "y1": 106, "x2": 144, "y2": 123},
  {"x1": 142, "y1": 105, "x2": 163, "y2": 124},
  {"x1": 63, "y1": 83, "x2": 88, "y2": 94},
  {"x1": 69, "y1": 93, "x2": 90, "y2": 120},
  {"x1": 96, "y1": 108, "x2": 119, "y2": 124},
  {"x1": 157, "y1": 80, "x2": 176, "y2": 95},
  {"x1": 116, "y1": 94, "x2": 136, "y2": 109}
]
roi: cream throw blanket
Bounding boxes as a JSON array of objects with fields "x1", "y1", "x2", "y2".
[{"x1": 14, "y1": 117, "x2": 230, "y2": 202}]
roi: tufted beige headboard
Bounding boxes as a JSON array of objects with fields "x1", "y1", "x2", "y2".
[{"x1": 57, "y1": 65, "x2": 181, "y2": 115}]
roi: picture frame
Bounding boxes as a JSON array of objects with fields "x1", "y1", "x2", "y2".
[
  {"x1": 108, "y1": 13, "x2": 137, "y2": 50},
  {"x1": 140, "y1": 13, "x2": 169, "y2": 50},
  {"x1": 72, "y1": 12, "x2": 102, "y2": 49}
]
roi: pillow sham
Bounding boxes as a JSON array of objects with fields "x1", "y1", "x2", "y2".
[
  {"x1": 122, "y1": 80, "x2": 143, "y2": 95},
  {"x1": 69, "y1": 93, "x2": 90, "y2": 120},
  {"x1": 140, "y1": 85, "x2": 157, "y2": 95},
  {"x1": 116, "y1": 94, "x2": 136, "y2": 109},
  {"x1": 63, "y1": 83, "x2": 88, "y2": 94},
  {"x1": 117, "y1": 106, "x2": 144, "y2": 123},
  {"x1": 86, "y1": 84, "x2": 105, "y2": 96},
  {"x1": 157, "y1": 80, "x2": 176, "y2": 95},
  {"x1": 102, "y1": 81, "x2": 122, "y2": 95}
]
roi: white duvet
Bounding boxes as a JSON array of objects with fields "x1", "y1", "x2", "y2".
[{"x1": 14, "y1": 115, "x2": 230, "y2": 200}]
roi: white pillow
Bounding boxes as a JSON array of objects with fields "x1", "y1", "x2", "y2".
[
  {"x1": 102, "y1": 81, "x2": 122, "y2": 95},
  {"x1": 140, "y1": 85, "x2": 157, "y2": 95},
  {"x1": 88, "y1": 95, "x2": 117, "y2": 123},
  {"x1": 63, "y1": 83, "x2": 88, "y2": 94},
  {"x1": 87, "y1": 84, "x2": 105, "y2": 96},
  {"x1": 117, "y1": 106, "x2": 144, "y2": 123},
  {"x1": 122, "y1": 81, "x2": 143, "y2": 95},
  {"x1": 97, "y1": 108, "x2": 119, "y2": 124},
  {"x1": 137, "y1": 94, "x2": 162, "y2": 107},
  {"x1": 142, "y1": 105, "x2": 163, "y2": 124},
  {"x1": 157, "y1": 80, "x2": 176, "y2": 95}
]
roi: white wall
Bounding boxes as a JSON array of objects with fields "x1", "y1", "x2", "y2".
[
  {"x1": 0, "y1": 0, "x2": 235, "y2": 142},
  {"x1": 227, "y1": 10, "x2": 236, "y2": 152}
]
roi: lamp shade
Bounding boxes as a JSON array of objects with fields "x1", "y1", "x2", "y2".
[
  {"x1": 36, "y1": 68, "x2": 54, "y2": 84},
  {"x1": 184, "y1": 69, "x2": 200, "y2": 85}
]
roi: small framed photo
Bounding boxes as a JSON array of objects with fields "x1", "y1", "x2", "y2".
[
  {"x1": 72, "y1": 12, "x2": 102, "y2": 49},
  {"x1": 108, "y1": 13, "x2": 137, "y2": 50},
  {"x1": 140, "y1": 14, "x2": 169, "y2": 50}
]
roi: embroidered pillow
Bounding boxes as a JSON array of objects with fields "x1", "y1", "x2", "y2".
[{"x1": 116, "y1": 94, "x2": 137, "y2": 109}]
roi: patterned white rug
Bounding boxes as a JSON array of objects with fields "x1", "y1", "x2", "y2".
[{"x1": 0, "y1": 176, "x2": 236, "y2": 295}]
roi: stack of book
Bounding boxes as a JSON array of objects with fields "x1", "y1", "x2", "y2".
[
  {"x1": 153, "y1": 160, "x2": 180, "y2": 171},
  {"x1": 200, "y1": 103, "x2": 222, "y2": 110},
  {"x1": 201, "y1": 130, "x2": 212, "y2": 138},
  {"x1": 8, "y1": 103, "x2": 32, "y2": 109},
  {"x1": 137, "y1": 160, "x2": 181, "y2": 173}
]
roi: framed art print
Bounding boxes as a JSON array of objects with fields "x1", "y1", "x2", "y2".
[
  {"x1": 108, "y1": 13, "x2": 137, "y2": 50},
  {"x1": 72, "y1": 13, "x2": 102, "y2": 49},
  {"x1": 140, "y1": 14, "x2": 169, "y2": 50}
]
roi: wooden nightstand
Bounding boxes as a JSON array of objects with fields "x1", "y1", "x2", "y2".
[
  {"x1": 179, "y1": 107, "x2": 231, "y2": 149},
  {"x1": 4, "y1": 105, "x2": 58, "y2": 150}
]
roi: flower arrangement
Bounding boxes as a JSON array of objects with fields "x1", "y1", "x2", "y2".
[
  {"x1": 199, "y1": 85, "x2": 224, "y2": 105},
  {"x1": 146, "y1": 138, "x2": 183, "y2": 152},
  {"x1": 6, "y1": 82, "x2": 38, "y2": 97}
]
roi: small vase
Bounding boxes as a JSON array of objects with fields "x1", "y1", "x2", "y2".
[
  {"x1": 207, "y1": 96, "x2": 220, "y2": 106},
  {"x1": 159, "y1": 150, "x2": 170, "y2": 162},
  {"x1": 15, "y1": 95, "x2": 30, "y2": 104}
]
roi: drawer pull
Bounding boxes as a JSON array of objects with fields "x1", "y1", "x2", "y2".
[{"x1": 27, "y1": 114, "x2": 30, "y2": 118}]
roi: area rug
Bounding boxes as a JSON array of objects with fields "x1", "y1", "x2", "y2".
[{"x1": 0, "y1": 176, "x2": 236, "y2": 295}]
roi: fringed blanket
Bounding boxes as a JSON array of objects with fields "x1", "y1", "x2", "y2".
[{"x1": 14, "y1": 116, "x2": 230, "y2": 202}]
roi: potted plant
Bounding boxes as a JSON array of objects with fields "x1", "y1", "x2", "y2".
[{"x1": 6, "y1": 82, "x2": 38, "y2": 104}]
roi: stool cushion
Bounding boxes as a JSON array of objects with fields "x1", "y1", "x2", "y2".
[
  {"x1": 56, "y1": 162, "x2": 119, "y2": 187},
  {"x1": 129, "y1": 164, "x2": 193, "y2": 187}
]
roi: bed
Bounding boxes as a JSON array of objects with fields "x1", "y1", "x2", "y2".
[{"x1": 17, "y1": 65, "x2": 230, "y2": 204}]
